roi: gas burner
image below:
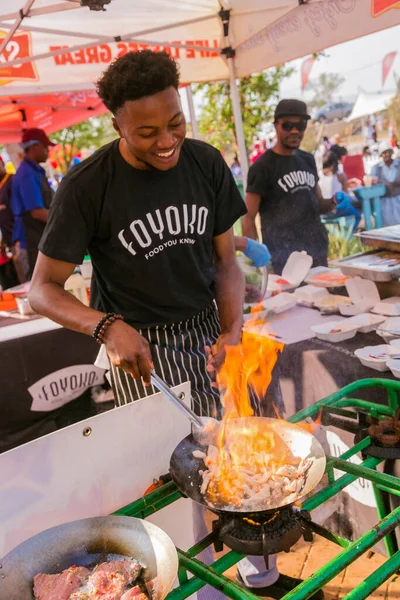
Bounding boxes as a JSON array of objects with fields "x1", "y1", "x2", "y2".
[
  {"x1": 369, "y1": 412, "x2": 400, "y2": 448},
  {"x1": 357, "y1": 411, "x2": 400, "y2": 459},
  {"x1": 212, "y1": 506, "x2": 313, "y2": 568}
]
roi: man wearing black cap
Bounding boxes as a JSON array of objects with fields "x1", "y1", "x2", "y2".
[
  {"x1": 243, "y1": 99, "x2": 334, "y2": 274},
  {"x1": 12, "y1": 128, "x2": 55, "y2": 277}
]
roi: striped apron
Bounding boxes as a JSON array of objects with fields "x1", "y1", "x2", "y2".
[
  {"x1": 107, "y1": 303, "x2": 281, "y2": 595},
  {"x1": 109, "y1": 304, "x2": 221, "y2": 418}
]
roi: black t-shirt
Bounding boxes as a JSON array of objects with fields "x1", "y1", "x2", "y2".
[
  {"x1": 247, "y1": 148, "x2": 328, "y2": 274},
  {"x1": 40, "y1": 139, "x2": 246, "y2": 328}
]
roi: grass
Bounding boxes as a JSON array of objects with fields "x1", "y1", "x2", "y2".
[{"x1": 326, "y1": 220, "x2": 366, "y2": 262}]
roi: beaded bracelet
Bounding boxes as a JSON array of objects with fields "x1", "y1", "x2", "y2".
[{"x1": 93, "y1": 312, "x2": 124, "y2": 344}]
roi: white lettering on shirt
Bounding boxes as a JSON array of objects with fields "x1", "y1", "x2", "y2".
[
  {"x1": 119, "y1": 204, "x2": 209, "y2": 259},
  {"x1": 118, "y1": 229, "x2": 137, "y2": 256},
  {"x1": 146, "y1": 209, "x2": 165, "y2": 240},
  {"x1": 278, "y1": 170, "x2": 315, "y2": 194},
  {"x1": 283, "y1": 174, "x2": 295, "y2": 188},
  {"x1": 183, "y1": 203, "x2": 197, "y2": 234},
  {"x1": 130, "y1": 220, "x2": 152, "y2": 248},
  {"x1": 278, "y1": 178, "x2": 288, "y2": 192},
  {"x1": 165, "y1": 206, "x2": 181, "y2": 234},
  {"x1": 197, "y1": 207, "x2": 208, "y2": 235}
]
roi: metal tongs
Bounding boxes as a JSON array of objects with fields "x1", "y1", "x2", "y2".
[{"x1": 151, "y1": 371, "x2": 203, "y2": 428}]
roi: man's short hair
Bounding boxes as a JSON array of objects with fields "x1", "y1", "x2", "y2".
[{"x1": 96, "y1": 50, "x2": 180, "y2": 114}]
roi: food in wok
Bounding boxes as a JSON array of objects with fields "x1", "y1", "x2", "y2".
[
  {"x1": 193, "y1": 423, "x2": 314, "y2": 512},
  {"x1": 0, "y1": 516, "x2": 178, "y2": 600},
  {"x1": 33, "y1": 559, "x2": 150, "y2": 600}
]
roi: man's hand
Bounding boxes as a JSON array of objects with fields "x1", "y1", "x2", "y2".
[
  {"x1": 205, "y1": 331, "x2": 241, "y2": 386},
  {"x1": 316, "y1": 184, "x2": 336, "y2": 214},
  {"x1": 243, "y1": 238, "x2": 271, "y2": 267},
  {"x1": 103, "y1": 320, "x2": 154, "y2": 384},
  {"x1": 384, "y1": 182, "x2": 393, "y2": 196},
  {"x1": 30, "y1": 253, "x2": 154, "y2": 385}
]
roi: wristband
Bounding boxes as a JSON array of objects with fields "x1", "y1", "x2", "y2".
[{"x1": 93, "y1": 312, "x2": 124, "y2": 344}]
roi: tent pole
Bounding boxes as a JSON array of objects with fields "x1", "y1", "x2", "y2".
[
  {"x1": 0, "y1": 13, "x2": 215, "y2": 42},
  {"x1": 227, "y1": 57, "x2": 248, "y2": 184},
  {"x1": 0, "y1": 20, "x2": 111, "y2": 41},
  {"x1": 186, "y1": 86, "x2": 199, "y2": 140},
  {"x1": 0, "y1": 0, "x2": 36, "y2": 56},
  {"x1": 219, "y1": 8, "x2": 248, "y2": 185},
  {"x1": 0, "y1": 2, "x2": 79, "y2": 21}
]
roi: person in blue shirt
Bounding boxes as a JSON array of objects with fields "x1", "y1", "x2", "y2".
[{"x1": 12, "y1": 128, "x2": 55, "y2": 278}]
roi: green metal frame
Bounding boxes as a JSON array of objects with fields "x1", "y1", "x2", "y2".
[{"x1": 114, "y1": 378, "x2": 400, "y2": 600}]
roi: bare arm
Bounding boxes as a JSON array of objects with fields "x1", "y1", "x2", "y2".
[
  {"x1": 208, "y1": 228, "x2": 245, "y2": 372},
  {"x1": 242, "y1": 192, "x2": 261, "y2": 240},
  {"x1": 31, "y1": 208, "x2": 49, "y2": 223},
  {"x1": 337, "y1": 172, "x2": 349, "y2": 193},
  {"x1": 234, "y1": 236, "x2": 248, "y2": 252},
  {"x1": 29, "y1": 253, "x2": 102, "y2": 334},
  {"x1": 29, "y1": 253, "x2": 153, "y2": 382},
  {"x1": 316, "y1": 184, "x2": 336, "y2": 214}
]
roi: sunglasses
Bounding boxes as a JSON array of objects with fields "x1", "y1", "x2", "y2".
[{"x1": 280, "y1": 120, "x2": 307, "y2": 132}]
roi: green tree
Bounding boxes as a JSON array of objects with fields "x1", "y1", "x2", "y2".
[
  {"x1": 51, "y1": 114, "x2": 116, "y2": 173},
  {"x1": 194, "y1": 65, "x2": 293, "y2": 151},
  {"x1": 307, "y1": 72, "x2": 345, "y2": 109}
]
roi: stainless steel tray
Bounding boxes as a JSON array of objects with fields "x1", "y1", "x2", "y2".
[
  {"x1": 330, "y1": 249, "x2": 400, "y2": 282},
  {"x1": 356, "y1": 225, "x2": 400, "y2": 253}
]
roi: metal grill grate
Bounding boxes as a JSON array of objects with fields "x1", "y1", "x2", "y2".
[{"x1": 114, "y1": 378, "x2": 400, "y2": 600}]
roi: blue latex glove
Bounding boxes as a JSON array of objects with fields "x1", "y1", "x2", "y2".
[
  {"x1": 243, "y1": 238, "x2": 271, "y2": 268},
  {"x1": 334, "y1": 191, "x2": 362, "y2": 234},
  {"x1": 335, "y1": 191, "x2": 353, "y2": 212}
]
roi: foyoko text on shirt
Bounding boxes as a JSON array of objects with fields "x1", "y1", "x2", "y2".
[
  {"x1": 277, "y1": 169, "x2": 316, "y2": 194},
  {"x1": 118, "y1": 203, "x2": 209, "y2": 260}
]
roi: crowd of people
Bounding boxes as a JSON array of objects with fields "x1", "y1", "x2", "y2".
[
  {"x1": 2, "y1": 91, "x2": 398, "y2": 296},
  {"x1": 0, "y1": 128, "x2": 55, "y2": 289}
]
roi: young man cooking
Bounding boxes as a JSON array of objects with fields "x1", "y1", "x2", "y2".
[
  {"x1": 243, "y1": 99, "x2": 334, "y2": 275},
  {"x1": 29, "y1": 53, "x2": 320, "y2": 600}
]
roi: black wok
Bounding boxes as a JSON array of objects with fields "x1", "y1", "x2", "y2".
[
  {"x1": 0, "y1": 516, "x2": 178, "y2": 600},
  {"x1": 170, "y1": 417, "x2": 326, "y2": 518}
]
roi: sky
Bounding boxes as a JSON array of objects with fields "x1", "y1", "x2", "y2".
[
  {"x1": 182, "y1": 24, "x2": 400, "y2": 120},
  {"x1": 278, "y1": 24, "x2": 400, "y2": 103}
]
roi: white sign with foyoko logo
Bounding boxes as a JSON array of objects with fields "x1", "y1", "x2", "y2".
[
  {"x1": 28, "y1": 365, "x2": 105, "y2": 411},
  {"x1": 326, "y1": 430, "x2": 376, "y2": 508}
]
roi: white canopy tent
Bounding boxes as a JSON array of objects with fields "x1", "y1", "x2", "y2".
[
  {"x1": 347, "y1": 91, "x2": 396, "y2": 122},
  {"x1": 0, "y1": 0, "x2": 400, "y2": 178}
]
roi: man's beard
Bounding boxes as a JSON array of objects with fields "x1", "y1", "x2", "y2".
[
  {"x1": 133, "y1": 153, "x2": 157, "y2": 170},
  {"x1": 283, "y1": 141, "x2": 300, "y2": 150}
]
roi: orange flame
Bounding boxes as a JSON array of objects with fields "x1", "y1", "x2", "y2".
[
  {"x1": 204, "y1": 328, "x2": 292, "y2": 509},
  {"x1": 218, "y1": 329, "x2": 283, "y2": 420},
  {"x1": 203, "y1": 323, "x2": 321, "y2": 510}
]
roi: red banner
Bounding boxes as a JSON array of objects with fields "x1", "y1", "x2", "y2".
[
  {"x1": 382, "y1": 51, "x2": 397, "y2": 86},
  {"x1": 301, "y1": 56, "x2": 314, "y2": 92},
  {"x1": 372, "y1": 0, "x2": 400, "y2": 17},
  {"x1": 0, "y1": 31, "x2": 38, "y2": 81}
]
